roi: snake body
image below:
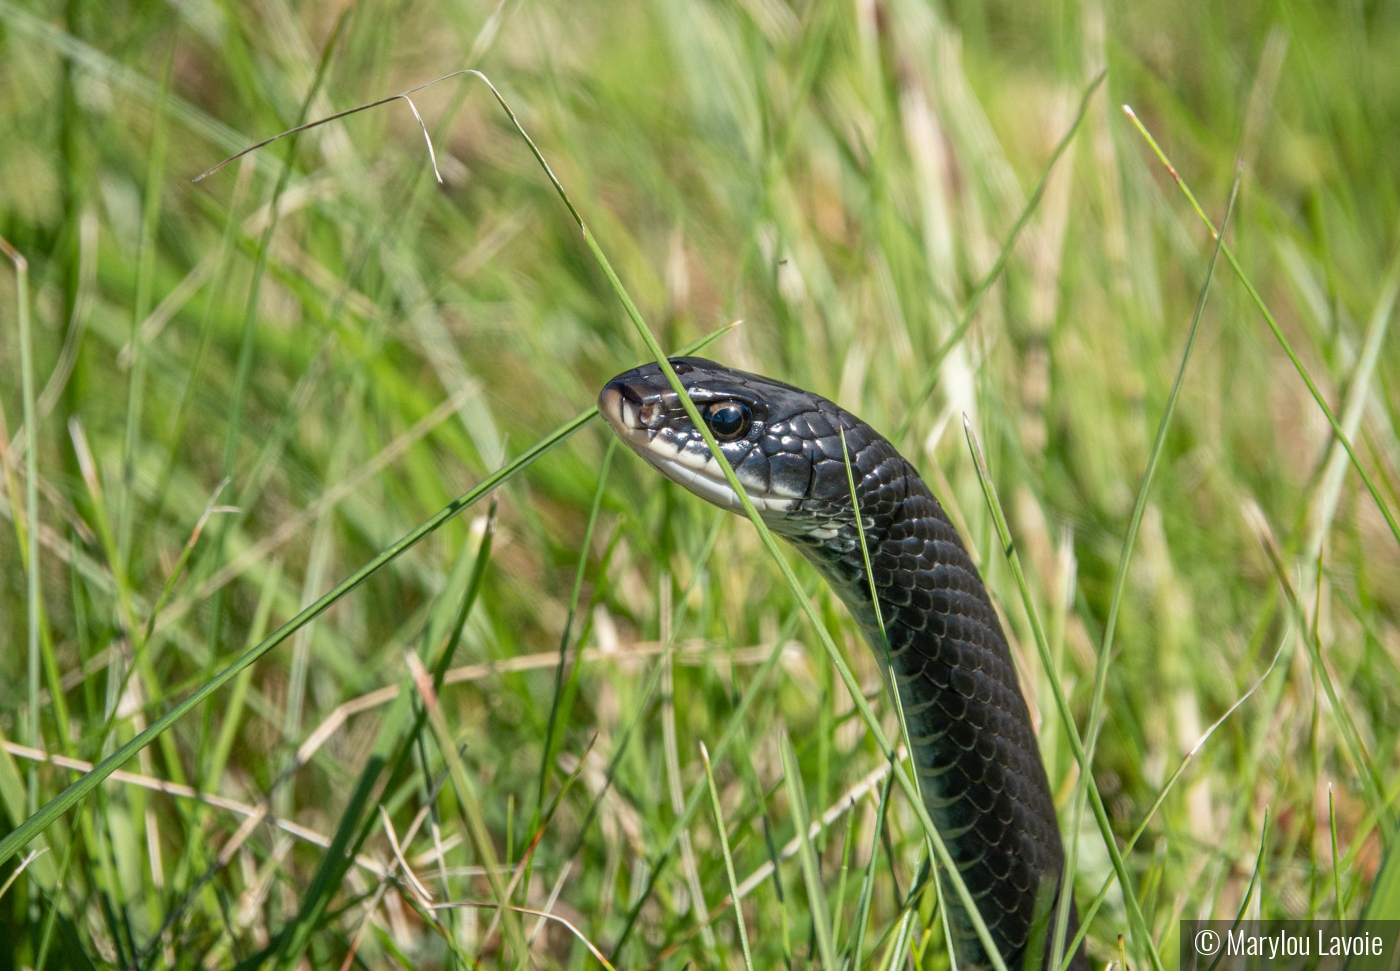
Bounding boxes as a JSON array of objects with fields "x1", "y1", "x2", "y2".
[{"x1": 600, "y1": 357, "x2": 1086, "y2": 971}]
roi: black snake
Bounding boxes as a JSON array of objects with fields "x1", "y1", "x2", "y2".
[{"x1": 600, "y1": 357, "x2": 1086, "y2": 971}]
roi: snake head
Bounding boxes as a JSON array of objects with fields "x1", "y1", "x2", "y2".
[{"x1": 599, "y1": 357, "x2": 878, "y2": 525}]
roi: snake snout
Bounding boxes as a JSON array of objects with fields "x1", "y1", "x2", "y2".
[
  {"x1": 599, "y1": 378, "x2": 645, "y2": 431},
  {"x1": 600, "y1": 374, "x2": 676, "y2": 464}
]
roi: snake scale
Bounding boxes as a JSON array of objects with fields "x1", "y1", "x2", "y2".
[{"x1": 600, "y1": 357, "x2": 1087, "y2": 971}]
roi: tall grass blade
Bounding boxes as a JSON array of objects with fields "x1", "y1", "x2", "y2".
[
  {"x1": 893, "y1": 70, "x2": 1106, "y2": 444},
  {"x1": 846, "y1": 764, "x2": 894, "y2": 971},
  {"x1": 1248, "y1": 508, "x2": 1390, "y2": 837},
  {"x1": 204, "y1": 7, "x2": 349, "y2": 665},
  {"x1": 117, "y1": 34, "x2": 175, "y2": 566},
  {"x1": 964, "y1": 418, "x2": 1164, "y2": 971},
  {"x1": 1357, "y1": 833, "x2": 1400, "y2": 924},
  {"x1": 1, "y1": 237, "x2": 42, "y2": 825},
  {"x1": 1122, "y1": 105, "x2": 1400, "y2": 553},
  {"x1": 1332, "y1": 787, "x2": 1347, "y2": 923},
  {"x1": 1054, "y1": 164, "x2": 1242, "y2": 971},
  {"x1": 782, "y1": 731, "x2": 837, "y2": 971},
  {"x1": 534, "y1": 438, "x2": 617, "y2": 824},
  {"x1": 406, "y1": 650, "x2": 532, "y2": 969},
  {"x1": 701, "y1": 741, "x2": 756, "y2": 971},
  {"x1": 1058, "y1": 628, "x2": 1290, "y2": 970}
]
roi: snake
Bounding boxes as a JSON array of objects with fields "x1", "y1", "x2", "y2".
[{"x1": 600, "y1": 357, "x2": 1087, "y2": 971}]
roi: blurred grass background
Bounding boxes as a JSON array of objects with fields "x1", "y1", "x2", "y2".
[{"x1": 2, "y1": 0, "x2": 1400, "y2": 967}]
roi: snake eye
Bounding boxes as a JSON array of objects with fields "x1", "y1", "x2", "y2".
[{"x1": 704, "y1": 401, "x2": 752, "y2": 441}]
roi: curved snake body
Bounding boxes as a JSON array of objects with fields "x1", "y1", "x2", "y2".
[{"x1": 600, "y1": 357, "x2": 1085, "y2": 971}]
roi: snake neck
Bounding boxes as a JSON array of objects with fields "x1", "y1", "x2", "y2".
[{"x1": 766, "y1": 444, "x2": 1085, "y2": 971}]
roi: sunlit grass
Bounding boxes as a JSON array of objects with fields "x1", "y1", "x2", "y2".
[{"x1": 2, "y1": 0, "x2": 1400, "y2": 968}]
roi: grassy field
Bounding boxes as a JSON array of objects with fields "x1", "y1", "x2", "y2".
[{"x1": 2, "y1": 0, "x2": 1400, "y2": 967}]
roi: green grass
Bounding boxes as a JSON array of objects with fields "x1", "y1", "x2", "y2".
[{"x1": 3, "y1": 0, "x2": 1400, "y2": 968}]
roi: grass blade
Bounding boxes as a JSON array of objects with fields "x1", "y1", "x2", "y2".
[
  {"x1": 534, "y1": 438, "x2": 618, "y2": 826},
  {"x1": 1357, "y1": 826, "x2": 1400, "y2": 923},
  {"x1": 782, "y1": 730, "x2": 837, "y2": 971},
  {"x1": 1, "y1": 237, "x2": 42, "y2": 824},
  {"x1": 1122, "y1": 105, "x2": 1400, "y2": 554},
  {"x1": 893, "y1": 69, "x2": 1106, "y2": 445},
  {"x1": 701, "y1": 741, "x2": 755, "y2": 971},
  {"x1": 406, "y1": 650, "x2": 531, "y2": 969},
  {"x1": 846, "y1": 762, "x2": 895, "y2": 971},
  {"x1": 964, "y1": 418, "x2": 1164, "y2": 971},
  {"x1": 660, "y1": 576, "x2": 718, "y2": 952},
  {"x1": 874, "y1": 856, "x2": 932, "y2": 971},
  {"x1": 1333, "y1": 787, "x2": 1346, "y2": 922},
  {"x1": 832, "y1": 800, "x2": 857, "y2": 955},
  {"x1": 203, "y1": 6, "x2": 349, "y2": 670},
  {"x1": 1246, "y1": 505, "x2": 1389, "y2": 836},
  {"x1": 117, "y1": 34, "x2": 175, "y2": 566},
  {"x1": 0, "y1": 848, "x2": 46, "y2": 901},
  {"x1": 1052, "y1": 163, "x2": 1243, "y2": 971}
]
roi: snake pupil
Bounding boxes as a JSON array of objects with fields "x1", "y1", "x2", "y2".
[{"x1": 705, "y1": 401, "x2": 751, "y2": 440}]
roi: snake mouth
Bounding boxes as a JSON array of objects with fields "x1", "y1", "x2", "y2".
[
  {"x1": 599, "y1": 377, "x2": 796, "y2": 514},
  {"x1": 598, "y1": 382, "x2": 667, "y2": 458}
]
